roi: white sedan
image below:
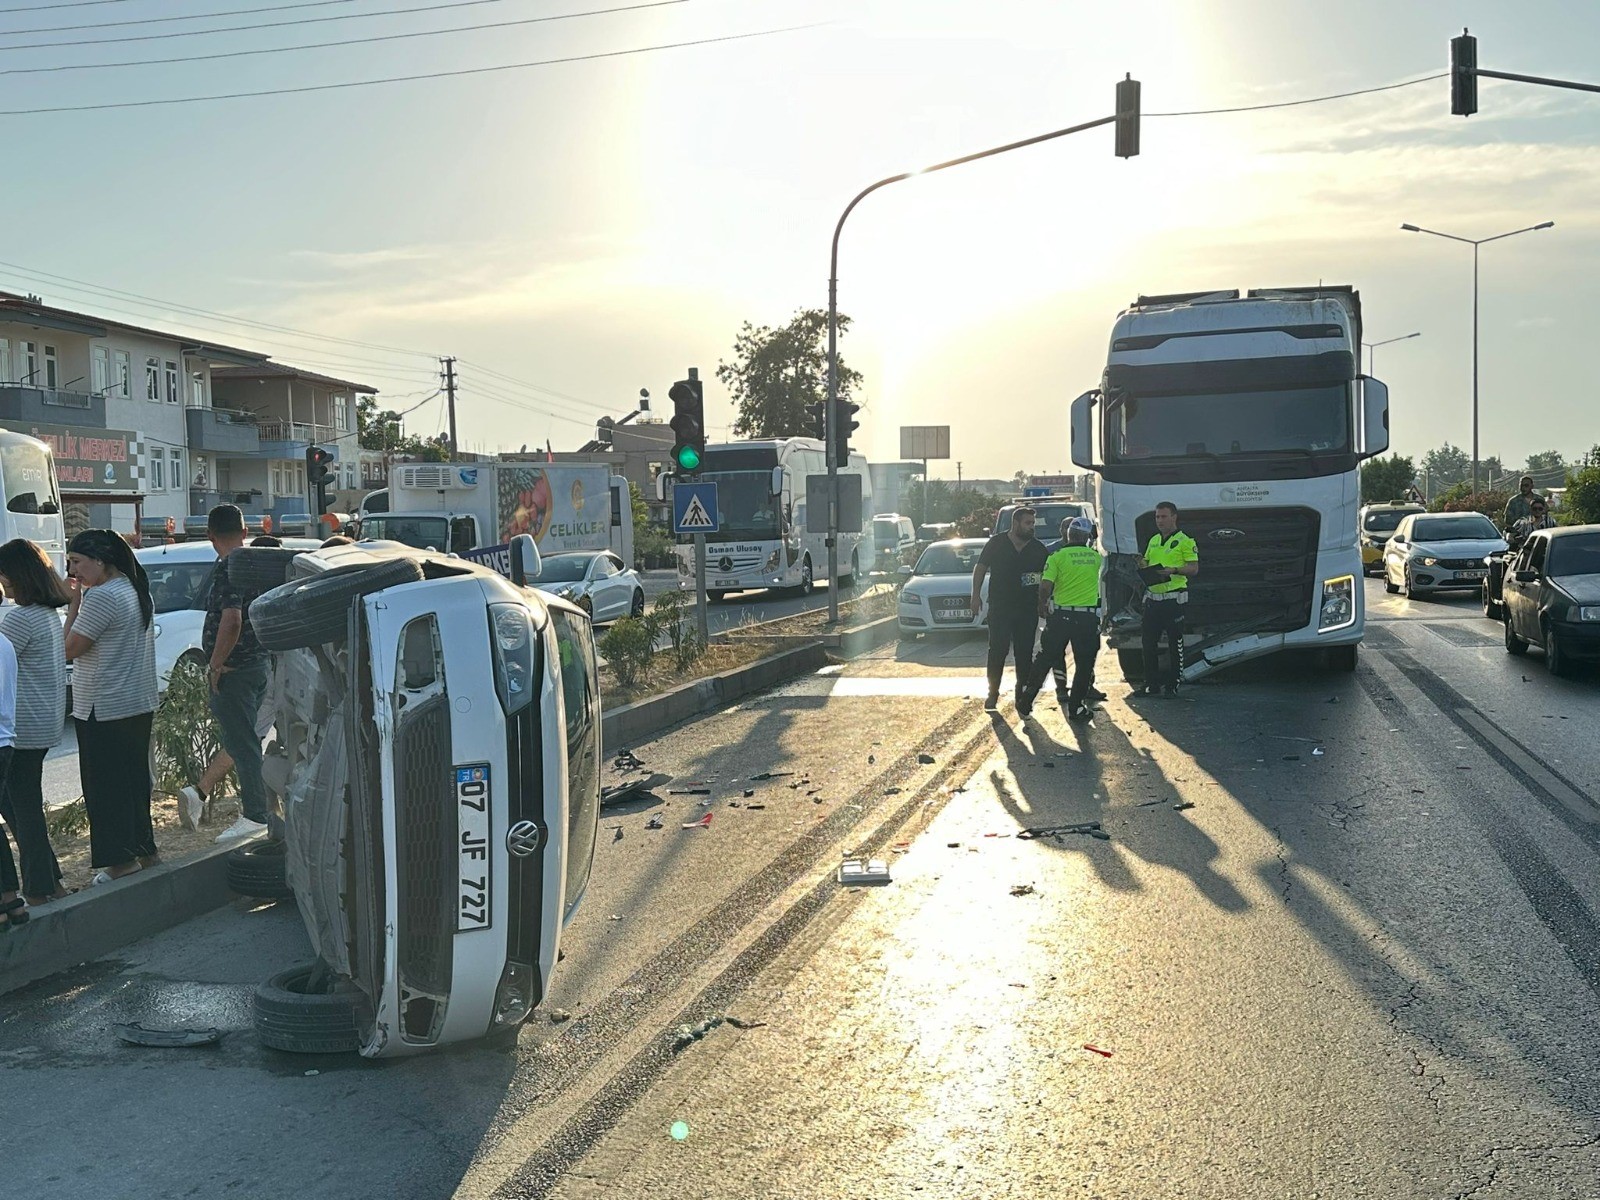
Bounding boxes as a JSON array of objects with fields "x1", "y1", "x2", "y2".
[
  {"x1": 136, "y1": 539, "x2": 322, "y2": 691},
  {"x1": 533, "y1": 550, "x2": 645, "y2": 623},
  {"x1": 897, "y1": 538, "x2": 991, "y2": 640},
  {"x1": 1382, "y1": 512, "x2": 1508, "y2": 600}
]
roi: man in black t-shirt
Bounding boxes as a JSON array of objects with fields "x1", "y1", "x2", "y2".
[{"x1": 971, "y1": 507, "x2": 1048, "y2": 710}]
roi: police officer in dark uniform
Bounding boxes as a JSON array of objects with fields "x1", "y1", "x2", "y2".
[
  {"x1": 1018, "y1": 517, "x2": 1103, "y2": 720},
  {"x1": 972, "y1": 506, "x2": 1047, "y2": 710}
]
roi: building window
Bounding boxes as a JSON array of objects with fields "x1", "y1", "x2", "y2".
[
  {"x1": 0, "y1": 339, "x2": 10, "y2": 384},
  {"x1": 333, "y1": 394, "x2": 350, "y2": 432},
  {"x1": 92, "y1": 345, "x2": 108, "y2": 395},
  {"x1": 43, "y1": 345, "x2": 58, "y2": 390},
  {"x1": 114, "y1": 350, "x2": 131, "y2": 398},
  {"x1": 150, "y1": 447, "x2": 165, "y2": 491},
  {"x1": 192, "y1": 454, "x2": 209, "y2": 490},
  {"x1": 22, "y1": 342, "x2": 38, "y2": 386},
  {"x1": 170, "y1": 450, "x2": 184, "y2": 491},
  {"x1": 145, "y1": 357, "x2": 160, "y2": 401},
  {"x1": 190, "y1": 372, "x2": 206, "y2": 407},
  {"x1": 270, "y1": 463, "x2": 282, "y2": 497},
  {"x1": 165, "y1": 361, "x2": 178, "y2": 403}
]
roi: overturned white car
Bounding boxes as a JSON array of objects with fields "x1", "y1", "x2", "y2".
[{"x1": 238, "y1": 536, "x2": 600, "y2": 1057}]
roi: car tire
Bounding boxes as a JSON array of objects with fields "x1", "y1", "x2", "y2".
[
  {"x1": 226, "y1": 840, "x2": 293, "y2": 900},
  {"x1": 1483, "y1": 585, "x2": 1502, "y2": 621},
  {"x1": 225, "y1": 547, "x2": 303, "y2": 595},
  {"x1": 795, "y1": 558, "x2": 814, "y2": 597},
  {"x1": 1504, "y1": 615, "x2": 1529, "y2": 657},
  {"x1": 630, "y1": 589, "x2": 645, "y2": 618},
  {"x1": 708, "y1": 590, "x2": 727, "y2": 603},
  {"x1": 253, "y1": 963, "x2": 362, "y2": 1055},
  {"x1": 250, "y1": 559, "x2": 424, "y2": 651},
  {"x1": 1543, "y1": 620, "x2": 1572, "y2": 677},
  {"x1": 1384, "y1": 568, "x2": 1400, "y2": 595}
]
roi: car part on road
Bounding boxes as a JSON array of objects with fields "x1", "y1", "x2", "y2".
[
  {"x1": 253, "y1": 962, "x2": 363, "y2": 1055},
  {"x1": 1017, "y1": 821, "x2": 1109, "y2": 841},
  {"x1": 225, "y1": 840, "x2": 292, "y2": 900},
  {"x1": 837, "y1": 857, "x2": 891, "y2": 886},
  {"x1": 225, "y1": 546, "x2": 303, "y2": 595},
  {"x1": 114, "y1": 1022, "x2": 224, "y2": 1048},
  {"x1": 250, "y1": 558, "x2": 424, "y2": 650}
]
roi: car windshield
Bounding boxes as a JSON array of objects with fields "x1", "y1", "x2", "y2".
[
  {"x1": 914, "y1": 542, "x2": 983, "y2": 575},
  {"x1": 1364, "y1": 508, "x2": 1419, "y2": 532},
  {"x1": 1549, "y1": 533, "x2": 1600, "y2": 576},
  {"x1": 144, "y1": 560, "x2": 217, "y2": 614},
  {"x1": 537, "y1": 554, "x2": 595, "y2": 583},
  {"x1": 998, "y1": 503, "x2": 1084, "y2": 537},
  {"x1": 873, "y1": 522, "x2": 900, "y2": 545},
  {"x1": 1109, "y1": 383, "x2": 1349, "y2": 459},
  {"x1": 1411, "y1": 515, "x2": 1499, "y2": 541},
  {"x1": 359, "y1": 515, "x2": 449, "y2": 550}
]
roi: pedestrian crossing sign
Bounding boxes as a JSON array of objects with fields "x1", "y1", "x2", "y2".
[{"x1": 672, "y1": 481, "x2": 720, "y2": 534}]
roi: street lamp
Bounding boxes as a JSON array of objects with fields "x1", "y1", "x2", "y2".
[
  {"x1": 1401, "y1": 219, "x2": 1554, "y2": 496},
  {"x1": 1362, "y1": 331, "x2": 1420, "y2": 377}
]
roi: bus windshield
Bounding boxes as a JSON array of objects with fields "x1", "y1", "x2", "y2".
[
  {"x1": 0, "y1": 438, "x2": 60, "y2": 515},
  {"x1": 676, "y1": 471, "x2": 782, "y2": 542}
]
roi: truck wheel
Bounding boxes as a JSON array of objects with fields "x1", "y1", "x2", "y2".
[
  {"x1": 254, "y1": 963, "x2": 362, "y2": 1055},
  {"x1": 1327, "y1": 644, "x2": 1358, "y2": 672},
  {"x1": 226, "y1": 840, "x2": 293, "y2": 901},
  {"x1": 1117, "y1": 649, "x2": 1146, "y2": 684},
  {"x1": 708, "y1": 590, "x2": 727, "y2": 602},
  {"x1": 224, "y1": 547, "x2": 303, "y2": 595},
  {"x1": 250, "y1": 559, "x2": 424, "y2": 651}
]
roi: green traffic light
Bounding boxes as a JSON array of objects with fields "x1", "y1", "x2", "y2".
[{"x1": 675, "y1": 445, "x2": 701, "y2": 471}]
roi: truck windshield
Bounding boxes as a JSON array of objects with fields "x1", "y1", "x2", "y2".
[
  {"x1": 675, "y1": 471, "x2": 781, "y2": 543},
  {"x1": 1109, "y1": 383, "x2": 1349, "y2": 461},
  {"x1": 0, "y1": 439, "x2": 60, "y2": 515},
  {"x1": 360, "y1": 515, "x2": 449, "y2": 550}
]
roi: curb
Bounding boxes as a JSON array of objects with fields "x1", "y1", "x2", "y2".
[
  {"x1": 0, "y1": 835, "x2": 254, "y2": 998},
  {"x1": 719, "y1": 612, "x2": 899, "y2": 653}
]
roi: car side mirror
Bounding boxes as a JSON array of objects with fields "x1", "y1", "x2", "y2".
[
  {"x1": 1514, "y1": 569, "x2": 1538, "y2": 584},
  {"x1": 897, "y1": 564, "x2": 913, "y2": 576},
  {"x1": 510, "y1": 533, "x2": 541, "y2": 585}
]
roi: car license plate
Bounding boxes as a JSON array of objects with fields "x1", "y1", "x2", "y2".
[
  {"x1": 714, "y1": 578, "x2": 739, "y2": 587},
  {"x1": 1459, "y1": 569, "x2": 1487, "y2": 579},
  {"x1": 456, "y1": 764, "x2": 491, "y2": 932},
  {"x1": 939, "y1": 604, "x2": 972, "y2": 619}
]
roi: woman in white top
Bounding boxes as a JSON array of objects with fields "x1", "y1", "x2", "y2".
[
  {"x1": 64, "y1": 530, "x2": 159, "y2": 884},
  {"x1": 0, "y1": 538, "x2": 71, "y2": 908}
]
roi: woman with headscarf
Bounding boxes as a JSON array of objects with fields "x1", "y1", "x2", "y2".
[{"x1": 63, "y1": 529, "x2": 159, "y2": 884}]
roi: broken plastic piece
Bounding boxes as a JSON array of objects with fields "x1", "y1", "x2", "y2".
[
  {"x1": 668, "y1": 788, "x2": 711, "y2": 796},
  {"x1": 838, "y1": 857, "x2": 892, "y2": 886},
  {"x1": 883, "y1": 786, "x2": 902, "y2": 795},
  {"x1": 1082, "y1": 1044, "x2": 1113, "y2": 1058},
  {"x1": 1173, "y1": 801, "x2": 1195, "y2": 812},
  {"x1": 113, "y1": 1023, "x2": 223, "y2": 1048},
  {"x1": 743, "y1": 789, "x2": 755, "y2": 798},
  {"x1": 1017, "y1": 821, "x2": 1101, "y2": 840},
  {"x1": 1010, "y1": 883, "x2": 1036, "y2": 896},
  {"x1": 746, "y1": 803, "x2": 766, "y2": 810},
  {"x1": 644, "y1": 815, "x2": 664, "y2": 829},
  {"x1": 749, "y1": 771, "x2": 794, "y2": 781},
  {"x1": 673, "y1": 1015, "x2": 725, "y2": 1050},
  {"x1": 724, "y1": 1016, "x2": 767, "y2": 1030},
  {"x1": 681, "y1": 813, "x2": 714, "y2": 829},
  {"x1": 917, "y1": 753, "x2": 935, "y2": 764},
  {"x1": 1312, "y1": 747, "x2": 1325, "y2": 757}
]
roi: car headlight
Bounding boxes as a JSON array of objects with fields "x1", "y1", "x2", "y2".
[
  {"x1": 901, "y1": 591, "x2": 923, "y2": 606},
  {"x1": 492, "y1": 960, "x2": 537, "y2": 1027},
  {"x1": 1318, "y1": 574, "x2": 1356, "y2": 633},
  {"x1": 1410, "y1": 555, "x2": 1437, "y2": 567},
  {"x1": 487, "y1": 602, "x2": 536, "y2": 715},
  {"x1": 1578, "y1": 606, "x2": 1600, "y2": 622}
]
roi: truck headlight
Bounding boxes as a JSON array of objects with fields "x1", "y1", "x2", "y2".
[
  {"x1": 488, "y1": 602, "x2": 536, "y2": 715},
  {"x1": 1318, "y1": 574, "x2": 1356, "y2": 633},
  {"x1": 492, "y1": 960, "x2": 537, "y2": 1027}
]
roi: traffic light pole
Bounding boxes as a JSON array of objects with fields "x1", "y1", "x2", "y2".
[{"x1": 824, "y1": 101, "x2": 1129, "y2": 625}]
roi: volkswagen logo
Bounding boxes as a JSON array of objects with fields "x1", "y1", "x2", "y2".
[
  {"x1": 506, "y1": 820, "x2": 544, "y2": 858},
  {"x1": 718, "y1": 556, "x2": 733, "y2": 572},
  {"x1": 1209, "y1": 528, "x2": 1246, "y2": 541}
]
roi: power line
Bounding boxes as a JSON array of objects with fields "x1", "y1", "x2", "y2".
[
  {"x1": 0, "y1": 23, "x2": 822, "y2": 113},
  {"x1": 0, "y1": 0, "x2": 477, "y2": 43},
  {"x1": 0, "y1": 0, "x2": 686, "y2": 76},
  {"x1": 458, "y1": 376, "x2": 603, "y2": 425},
  {"x1": 1148, "y1": 72, "x2": 1446, "y2": 117},
  {"x1": 0, "y1": 0, "x2": 126, "y2": 12},
  {"x1": 455, "y1": 357, "x2": 599, "y2": 408}
]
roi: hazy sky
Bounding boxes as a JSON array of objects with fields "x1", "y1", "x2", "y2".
[{"x1": 3, "y1": 0, "x2": 1597, "y2": 479}]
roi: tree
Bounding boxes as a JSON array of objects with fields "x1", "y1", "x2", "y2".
[
  {"x1": 1565, "y1": 450, "x2": 1600, "y2": 525},
  {"x1": 717, "y1": 309, "x2": 865, "y2": 439},
  {"x1": 1010, "y1": 469, "x2": 1028, "y2": 490},
  {"x1": 1429, "y1": 483, "x2": 1509, "y2": 520},
  {"x1": 357, "y1": 394, "x2": 448, "y2": 461},
  {"x1": 1524, "y1": 449, "x2": 1567, "y2": 482},
  {"x1": 1360, "y1": 454, "x2": 1415, "y2": 504},
  {"x1": 1420, "y1": 443, "x2": 1470, "y2": 495}
]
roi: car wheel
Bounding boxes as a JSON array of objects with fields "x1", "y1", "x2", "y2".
[
  {"x1": 707, "y1": 590, "x2": 727, "y2": 602},
  {"x1": 795, "y1": 558, "x2": 814, "y2": 597},
  {"x1": 1384, "y1": 566, "x2": 1400, "y2": 595},
  {"x1": 251, "y1": 559, "x2": 425, "y2": 651},
  {"x1": 630, "y1": 589, "x2": 645, "y2": 618},
  {"x1": 253, "y1": 962, "x2": 362, "y2": 1055},
  {"x1": 1483, "y1": 584, "x2": 1503, "y2": 621},
  {"x1": 1504, "y1": 614, "x2": 1529, "y2": 656},
  {"x1": 1543, "y1": 620, "x2": 1572, "y2": 677},
  {"x1": 226, "y1": 840, "x2": 292, "y2": 900}
]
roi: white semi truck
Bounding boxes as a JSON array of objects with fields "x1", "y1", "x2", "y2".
[{"x1": 1070, "y1": 286, "x2": 1390, "y2": 681}]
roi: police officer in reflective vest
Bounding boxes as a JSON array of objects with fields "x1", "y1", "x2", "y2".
[
  {"x1": 1018, "y1": 517, "x2": 1102, "y2": 721},
  {"x1": 1140, "y1": 500, "x2": 1199, "y2": 697}
]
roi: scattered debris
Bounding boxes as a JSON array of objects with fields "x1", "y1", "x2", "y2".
[
  {"x1": 1082, "y1": 1044, "x2": 1114, "y2": 1058},
  {"x1": 838, "y1": 857, "x2": 892, "y2": 886},
  {"x1": 1018, "y1": 821, "x2": 1107, "y2": 841},
  {"x1": 1312, "y1": 747, "x2": 1325, "y2": 758},
  {"x1": 749, "y1": 771, "x2": 794, "y2": 781},
  {"x1": 1326, "y1": 696, "x2": 1340, "y2": 704},
  {"x1": 548, "y1": 1009, "x2": 573, "y2": 1024},
  {"x1": 890, "y1": 840, "x2": 912, "y2": 852},
  {"x1": 746, "y1": 803, "x2": 766, "y2": 811},
  {"x1": 1136, "y1": 799, "x2": 1164, "y2": 808},
  {"x1": 113, "y1": 1023, "x2": 223, "y2": 1048},
  {"x1": 1282, "y1": 755, "x2": 1301, "y2": 761},
  {"x1": 1173, "y1": 801, "x2": 1196, "y2": 812},
  {"x1": 645, "y1": 815, "x2": 664, "y2": 830},
  {"x1": 668, "y1": 788, "x2": 711, "y2": 796},
  {"x1": 304, "y1": 1069, "x2": 320, "y2": 1076},
  {"x1": 917, "y1": 753, "x2": 936, "y2": 764},
  {"x1": 673, "y1": 1016, "x2": 725, "y2": 1050},
  {"x1": 611, "y1": 826, "x2": 624, "y2": 842},
  {"x1": 608, "y1": 914, "x2": 623, "y2": 921},
  {"x1": 947, "y1": 841, "x2": 961, "y2": 848},
  {"x1": 612, "y1": 750, "x2": 645, "y2": 772},
  {"x1": 883, "y1": 786, "x2": 902, "y2": 796},
  {"x1": 868, "y1": 754, "x2": 876, "y2": 764},
  {"x1": 813, "y1": 796, "x2": 825, "y2": 805},
  {"x1": 1456, "y1": 765, "x2": 1472, "y2": 771},
  {"x1": 681, "y1": 813, "x2": 714, "y2": 829},
  {"x1": 1042, "y1": 761, "x2": 1056, "y2": 769},
  {"x1": 1010, "y1": 883, "x2": 1036, "y2": 897},
  {"x1": 725, "y1": 1016, "x2": 767, "y2": 1030},
  {"x1": 743, "y1": 789, "x2": 755, "y2": 798}
]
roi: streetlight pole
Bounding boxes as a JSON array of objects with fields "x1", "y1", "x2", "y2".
[
  {"x1": 1400, "y1": 220, "x2": 1554, "y2": 496},
  {"x1": 1362, "y1": 331, "x2": 1421, "y2": 378}
]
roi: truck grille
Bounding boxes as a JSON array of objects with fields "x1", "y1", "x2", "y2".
[
  {"x1": 393, "y1": 694, "x2": 454, "y2": 999},
  {"x1": 504, "y1": 699, "x2": 546, "y2": 997},
  {"x1": 1136, "y1": 507, "x2": 1320, "y2": 634}
]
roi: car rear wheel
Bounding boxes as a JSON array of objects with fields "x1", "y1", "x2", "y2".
[
  {"x1": 630, "y1": 589, "x2": 645, "y2": 618},
  {"x1": 253, "y1": 963, "x2": 362, "y2": 1055},
  {"x1": 1504, "y1": 614, "x2": 1529, "y2": 656},
  {"x1": 1543, "y1": 620, "x2": 1572, "y2": 677}
]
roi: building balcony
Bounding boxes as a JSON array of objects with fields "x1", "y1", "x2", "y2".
[
  {"x1": 185, "y1": 406, "x2": 260, "y2": 454},
  {"x1": 0, "y1": 386, "x2": 107, "y2": 428},
  {"x1": 255, "y1": 420, "x2": 345, "y2": 458}
]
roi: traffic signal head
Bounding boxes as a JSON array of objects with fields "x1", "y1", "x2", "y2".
[
  {"x1": 807, "y1": 401, "x2": 826, "y2": 441},
  {"x1": 668, "y1": 376, "x2": 705, "y2": 474},
  {"x1": 830, "y1": 398, "x2": 860, "y2": 467},
  {"x1": 305, "y1": 445, "x2": 333, "y2": 485},
  {"x1": 1115, "y1": 73, "x2": 1140, "y2": 158},
  {"x1": 1451, "y1": 29, "x2": 1477, "y2": 116}
]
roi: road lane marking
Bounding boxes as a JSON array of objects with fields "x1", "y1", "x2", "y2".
[{"x1": 1454, "y1": 708, "x2": 1600, "y2": 828}]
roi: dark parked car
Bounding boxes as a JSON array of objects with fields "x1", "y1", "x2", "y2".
[{"x1": 1501, "y1": 525, "x2": 1600, "y2": 675}]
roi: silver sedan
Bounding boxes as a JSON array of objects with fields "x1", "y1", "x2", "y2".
[{"x1": 534, "y1": 551, "x2": 646, "y2": 623}]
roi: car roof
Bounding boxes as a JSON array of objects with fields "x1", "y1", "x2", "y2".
[
  {"x1": 135, "y1": 536, "x2": 324, "y2": 562},
  {"x1": 1541, "y1": 524, "x2": 1600, "y2": 538}
]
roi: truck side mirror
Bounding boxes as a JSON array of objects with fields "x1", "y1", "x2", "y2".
[
  {"x1": 1360, "y1": 378, "x2": 1390, "y2": 458},
  {"x1": 771, "y1": 466, "x2": 784, "y2": 495},
  {"x1": 655, "y1": 473, "x2": 668, "y2": 503},
  {"x1": 1070, "y1": 390, "x2": 1099, "y2": 470},
  {"x1": 509, "y1": 533, "x2": 541, "y2": 586}
]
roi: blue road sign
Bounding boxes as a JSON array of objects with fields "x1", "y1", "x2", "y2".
[{"x1": 672, "y1": 481, "x2": 720, "y2": 535}]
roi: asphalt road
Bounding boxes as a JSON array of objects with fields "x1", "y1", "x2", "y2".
[{"x1": 6, "y1": 576, "x2": 1600, "y2": 1198}]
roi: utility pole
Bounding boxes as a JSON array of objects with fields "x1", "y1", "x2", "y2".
[
  {"x1": 957, "y1": 461, "x2": 963, "y2": 489},
  {"x1": 441, "y1": 356, "x2": 459, "y2": 455}
]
